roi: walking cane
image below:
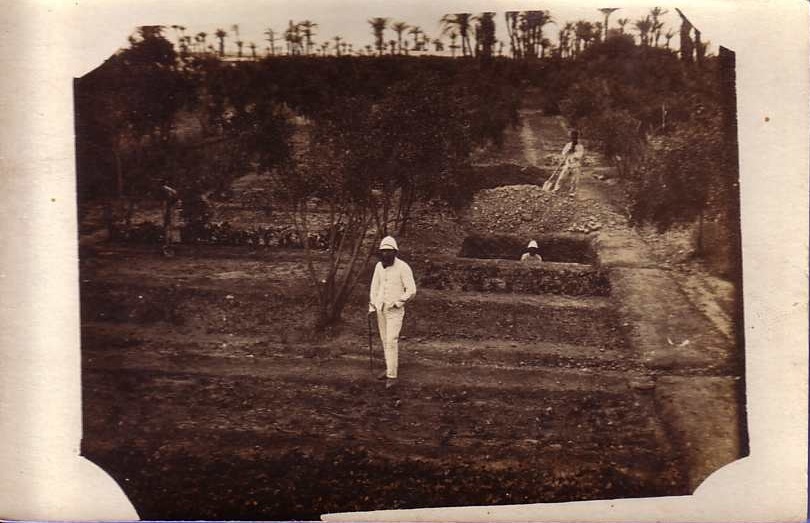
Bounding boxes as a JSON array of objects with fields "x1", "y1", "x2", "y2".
[{"x1": 367, "y1": 311, "x2": 374, "y2": 372}]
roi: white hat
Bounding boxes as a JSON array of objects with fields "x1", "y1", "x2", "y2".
[
  {"x1": 527, "y1": 240, "x2": 538, "y2": 249},
  {"x1": 379, "y1": 236, "x2": 398, "y2": 250}
]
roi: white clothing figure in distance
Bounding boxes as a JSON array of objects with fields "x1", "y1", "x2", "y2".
[
  {"x1": 553, "y1": 130, "x2": 585, "y2": 195},
  {"x1": 520, "y1": 240, "x2": 543, "y2": 263},
  {"x1": 368, "y1": 236, "x2": 417, "y2": 389}
]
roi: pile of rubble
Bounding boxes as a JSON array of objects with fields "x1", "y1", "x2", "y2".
[{"x1": 464, "y1": 184, "x2": 624, "y2": 235}]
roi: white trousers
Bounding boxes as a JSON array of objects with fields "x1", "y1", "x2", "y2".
[{"x1": 376, "y1": 306, "x2": 405, "y2": 378}]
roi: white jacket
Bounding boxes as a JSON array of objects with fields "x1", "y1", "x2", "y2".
[{"x1": 369, "y1": 258, "x2": 416, "y2": 311}]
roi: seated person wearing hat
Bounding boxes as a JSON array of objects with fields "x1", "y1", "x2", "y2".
[{"x1": 520, "y1": 240, "x2": 543, "y2": 263}]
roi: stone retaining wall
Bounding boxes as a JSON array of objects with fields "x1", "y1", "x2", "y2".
[{"x1": 415, "y1": 256, "x2": 610, "y2": 297}]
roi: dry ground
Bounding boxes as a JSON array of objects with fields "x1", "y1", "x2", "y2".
[{"x1": 79, "y1": 93, "x2": 745, "y2": 520}]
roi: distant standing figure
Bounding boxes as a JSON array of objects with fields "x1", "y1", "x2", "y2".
[
  {"x1": 520, "y1": 240, "x2": 543, "y2": 263},
  {"x1": 368, "y1": 236, "x2": 417, "y2": 389},
  {"x1": 553, "y1": 130, "x2": 585, "y2": 195},
  {"x1": 160, "y1": 180, "x2": 179, "y2": 255}
]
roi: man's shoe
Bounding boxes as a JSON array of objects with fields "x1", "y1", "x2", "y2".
[
  {"x1": 377, "y1": 371, "x2": 388, "y2": 380},
  {"x1": 385, "y1": 378, "x2": 397, "y2": 389}
]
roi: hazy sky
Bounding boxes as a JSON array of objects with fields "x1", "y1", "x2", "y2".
[{"x1": 105, "y1": 2, "x2": 698, "y2": 57}]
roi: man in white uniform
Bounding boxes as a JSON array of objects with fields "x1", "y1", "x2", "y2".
[{"x1": 368, "y1": 236, "x2": 417, "y2": 388}]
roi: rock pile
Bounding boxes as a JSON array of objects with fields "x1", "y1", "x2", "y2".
[{"x1": 465, "y1": 184, "x2": 626, "y2": 236}]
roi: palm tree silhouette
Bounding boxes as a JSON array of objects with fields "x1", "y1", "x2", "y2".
[
  {"x1": 333, "y1": 35, "x2": 343, "y2": 56},
  {"x1": 197, "y1": 32, "x2": 208, "y2": 52},
  {"x1": 616, "y1": 18, "x2": 629, "y2": 34},
  {"x1": 368, "y1": 17, "x2": 389, "y2": 55},
  {"x1": 473, "y1": 12, "x2": 496, "y2": 58},
  {"x1": 298, "y1": 20, "x2": 318, "y2": 55},
  {"x1": 649, "y1": 7, "x2": 668, "y2": 47},
  {"x1": 391, "y1": 21, "x2": 409, "y2": 54},
  {"x1": 522, "y1": 10, "x2": 554, "y2": 58},
  {"x1": 558, "y1": 21, "x2": 574, "y2": 58},
  {"x1": 574, "y1": 20, "x2": 593, "y2": 54},
  {"x1": 249, "y1": 42, "x2": 257, "y2": 59},
  {"x1": 664, "y1": 29, "x2": 676, "y2": 48},
  {"x1": 634, "y1": 16, "x2": 653, "y2": 46},
  {"x1": 598, "y1": 8, "x2": 620, "y2": 40},
  {"x1": 440, "y1": 13, "x2": 472, "y2": 56},
  {"x1": 448, "y1": 31, "x2": 459, "y2": 57},
  {"x1": 408, "y1": 25, "x2": 423, "y2": 50},
  {"x1": 215, "y1": 28, "x2": 227, "y2": 57},
  {"x1": 264, "y1": 28, "x2": 277, "y2": 55}
]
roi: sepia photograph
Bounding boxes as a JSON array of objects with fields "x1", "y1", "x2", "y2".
[
  {"x1": 70, "y1": 3, "x2": 752, "y2": 520},
  {"x1": 2, "y1": 1, "x2": 806, "y2": 521}
]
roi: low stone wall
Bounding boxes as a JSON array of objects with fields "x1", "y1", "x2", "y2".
[{"x1": 415, "y1": 256, "x2": 610, "y2": 297}]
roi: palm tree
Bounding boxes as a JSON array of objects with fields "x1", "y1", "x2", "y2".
[
  {"x1": 333, "y1": 35, "x2": 343, "y2": 56},
  {"x1": 421, "y1": 33, "x2": 431, "y2": 51},
  {"x1": 598, "y1": 8, "x2": 620, "y2": 40},
  {"x1": 518, "y1": 10, "x2": 554, "y2": 59},
  {"x1": 574, "y1": 20, "x2": 593, "y2": 55},
  {"x1": 664, "y1": 28, "x2": 676, "y2": 48},
  {"x1": 197, "y1": 32, "x2": 208, "y2": 52},
  {"x1": 616, "y1": 18, "x2": 629, "y2": 34},
  {"x1": 264, "y1": 28, "x2": 277, "y2": 55},
  {"x1": 432, "y1": 38, "x2": 444, "y2": 52},
  {"x1": 408, "y1": 25, "x2": 423, "y2": 50},
  {"x1": 368, "y1": 17, "x2": 389, "y2": 55},
  {"x1": 215, "y1": 28, "x2": 227, "y2": 57},
  {"x1": 448, "y1": 31, "x2": 459, "y2": 57},
  {"x1": 287, "y1": 21, "x2": 305, "y2": 55},
  {"x1": 634, "y1": 16, "x2": 653, "y2": 46},
  {"x1": 473, "y1": 12, "x2": 496, "y2": 58},
  {"x1": 649, "y1": 7, "x2": 668, "y2": 47},
  {"x1": 440, "y1": 13, "x2": 472, "y2": 56},
  {"x1": 298, "y1": 20, "x2": 318, "y2": 54},
  {"x1": 391, "y1": 21, "x2": 409, "y2": 54},
  {"x1": 249, "y1": 42, "x2": 257, "y2": 59},
  {"x1": 559, "y1": 21, "x2": 574, "y2": 58},
  {"x1": 236, "y1": 40, "x2": 244, "y2": 58},
  {"x1": 389, "y1": 39, "x2": 397, "y2": 55},
  {"x1": 341, "y1": 42, "x2": 349, "y2": 55},
  {"x1": 504, "y1": 11, "x2": 520, "y2": 57},
  {"x1": 364, "y1": 44, "x2": 373, "y2": 55}
]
